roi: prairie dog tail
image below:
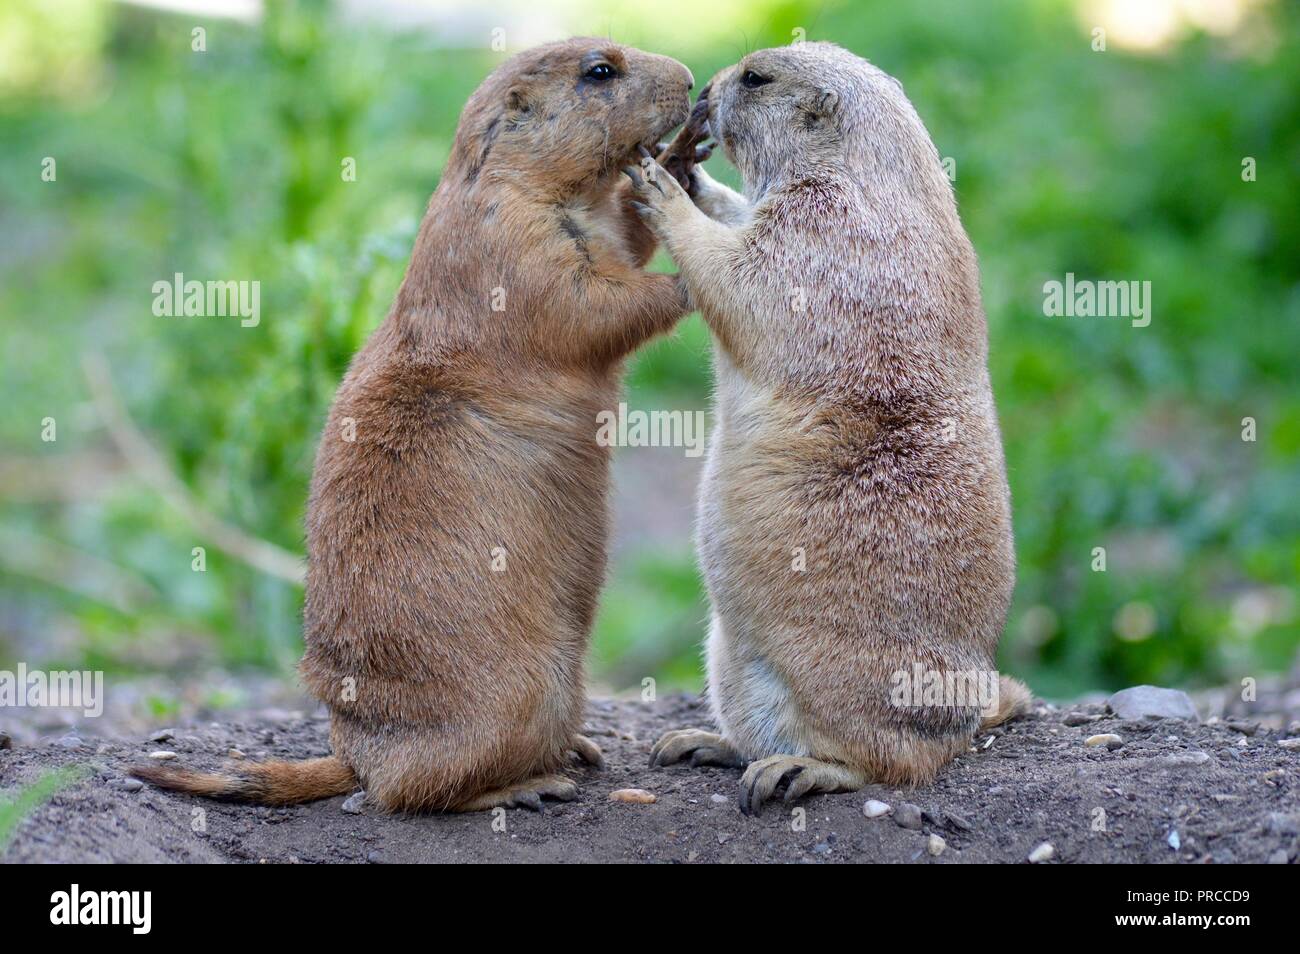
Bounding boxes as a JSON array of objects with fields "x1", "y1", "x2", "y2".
[
  {"x1": 131, "y1": 755, "x2": 356, "y2": 806},
  {"x1": 980, "y1": 675, "x2": 1033, "y2": 731}
]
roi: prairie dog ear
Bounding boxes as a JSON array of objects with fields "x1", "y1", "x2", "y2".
[
  {"x1": 814, "y1": 88, "x2": 839, "y2": 117},
  {"x1": 506, "y1": 86, "x2": 530, "y2": 114}
]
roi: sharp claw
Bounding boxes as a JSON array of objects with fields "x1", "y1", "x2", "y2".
[
  {"x1": 622, "y1": 165, "x2": 644, "y2": 187},
  {"x1": 739, "y1": 779, "x2": 756, "y2": 816},
  {"x1": 689, "y1": 97, "x2": 710, "y2": 127},
  {"x1": 637, "y1": 144, "x2": 652, "y2": 160},
  {"x1": 782, "y1": 768, "x2": 809, "y2": 802},
  {"x1": 513, "y1": 790, "x2": 544, "y2": 812},
  {"x1": 629, "y1": 201, "x2": 653, "y2": 217}
]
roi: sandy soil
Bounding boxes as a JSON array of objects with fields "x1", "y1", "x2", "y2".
[{"x1": 3, "y1": 692, "x2": 1298, "y2": 864}]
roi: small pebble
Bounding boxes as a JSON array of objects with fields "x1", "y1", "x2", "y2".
[
  {"x1": 709, "y1": 793, "x2": 729, "y2": 804},
  {"x1": 147, "y1": 750, "x2": 178, "y2": 760},
  {"x1": 945, "y1": 811, "x2": 974, "y2": 832},
  {"x1": 1063, "y1": 711, "x2": 1097, "y2": 727},
  {"x1": 228, "y1": 749, "x2": 246, "y2": 759},
  {"x1": 56, "y1": 734, "x2": 84, "y2": 750},
  {"x1": 1085, "y1": 733, "x2": 1124, "y2": 750},
  {"x1": 811, "y1": 841, "x2": 832, "y2": 855},
  {"x1": 1107, "y1": 685, "x2": 1198, "y2": 722},
  {"x1": 341, "y1": 791, "x2": 366, "y2": 814},
  {"x1": 1028, "y1": 842, "x2": 1055, "y2": 863},
  {"x1": 1225, "y1": 721, "x2": 1258, "y2": 736},
  {"x1": 894, "y1": 802, "x2": 923, "y2": 830},
  {"x1": 1278, "y1": 739, "x2": 1300, "y2": 751},
  {"x1": 1268, "y1": 850, "x2": 1290, "y2": 864},
  {"x1": 1154, "y1": 751, "x2": 1212, "y2": 769},
  {"x1": 863, "y1": 799, "x2": 892, "y2": 819},
  {"x1": 927, "y1": 834, "x2": 947, "y2": 856},
  {"x1": 609, "y1": 788, "x2": 656, "y2": 804},
  {"x1": 1167, "y1": 830, "x2": 1181, "y2": 850},
  {"x1": 117, "y1": 778, "x2": 144, "y2": 792},
  {"x1": 148, "y1": 729, "x2": 174, "y2": 742}
]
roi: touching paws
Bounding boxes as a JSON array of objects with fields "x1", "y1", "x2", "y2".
[
  {"x1": 622, "y1": 149, "x2": 692, "y2": 236},
  {"x1": 658, "y1": 97, "x2": 714, "y2": 196}
]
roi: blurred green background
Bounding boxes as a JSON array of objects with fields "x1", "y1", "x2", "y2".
[{"x1": 1, "y1": 0, "x2": 1296, "y2": 706}]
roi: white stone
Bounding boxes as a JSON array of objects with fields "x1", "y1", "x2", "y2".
[
  {"x1": 863, "y1": 799, "x2": 892, "y2": 818},
  {"x1": 1028, "y1": 842, "x2": 1055, "y2": 863}
]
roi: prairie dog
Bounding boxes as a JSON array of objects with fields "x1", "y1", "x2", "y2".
[
  {"x1": 627, "y1": 43, "x2": 1030, "y2": 813},
  {"x1": 134, "y1": 39, "x2": 694, "y2": 812}
]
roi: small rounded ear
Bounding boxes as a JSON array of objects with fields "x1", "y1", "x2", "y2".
[
  {"x1": 506, "y1": 86, "x2": 530, "y2": 114},
  {"x1": 815, "y1": 89, "x2": 839, "y2": 117}
]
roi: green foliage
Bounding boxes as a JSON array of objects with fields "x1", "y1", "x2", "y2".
[
  {"x1": 0, "y1": 766, "x2": 87, "y2": 852},
  {"x1": 0, "y1": 0, "x2": 1296, "y2": 698}
]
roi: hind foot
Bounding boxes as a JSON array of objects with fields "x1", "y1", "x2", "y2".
[
  {"x1": 650, "y1": 728, "x2": 746, "y2": 769},
  {"x1": 455, "y1": 773, "x2": 578, "y2": 813},
  {"x1": 738, "y1": 755, "x2": 866, "y2": 816},
  {"x1": 569, "y1": 734, "x2": 604, "y2": 769}
]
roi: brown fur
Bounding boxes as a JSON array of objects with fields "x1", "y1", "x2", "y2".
[
  {"x1": 631, "y1": 43, "x2": 1030, "y2": 811},
  {"x1": 133, "y1": 39, "x2": 693, "y2": 813},
  {"x1": 131, "y1": 757, "x2": 355, "y2": 806}
]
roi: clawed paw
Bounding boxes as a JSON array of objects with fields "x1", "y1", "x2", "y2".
[
  {"x1": 649, "y1": 728, "x2": 746, "y2": 770},
  {"x1": 569, "y1": 733, "x2": 605, "y2": 770},
  {"x1": 658, "y1": 96, "x2": 714, "y2": 195},
  {"x1": 621, "y1": 153, "x2": 689, "y2": 232},
  {"x1": 737, "y1": 755, "x2": 866, "y2": 816},
  {"x1": 502, "y1": 774, "x2": 578, "y2": 812},
  {"x1": 458, "y1": 773, "x2": 578, "y2": 813}
]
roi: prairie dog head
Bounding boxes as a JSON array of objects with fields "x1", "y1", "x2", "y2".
[
  {"x1": 449, "y1": 38, "x2": 693, "y2": 194},
  {"x1": 704, "y1": 42, "x2": 949, "y2": 204}
]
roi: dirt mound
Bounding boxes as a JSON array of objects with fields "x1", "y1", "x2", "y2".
[{"x1": 2, "y1": 694, "x2": 1297, "y2": 863}]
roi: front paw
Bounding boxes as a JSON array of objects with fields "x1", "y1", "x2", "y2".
[
  {"x1": 621, "y1": 153, "x2": 691, "y2": 239},
  {"x1": 658, "y1": 97, "x2": 713, "y2": 196}
]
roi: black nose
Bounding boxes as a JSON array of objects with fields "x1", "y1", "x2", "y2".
[{"x1": 687, "y1": 79, "x2": 694, "y2": 91}]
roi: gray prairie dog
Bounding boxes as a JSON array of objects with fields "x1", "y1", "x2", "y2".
[
  {"x1": 134, "y1": 39, "x2": 693, "y2": 812},
  {"x1": 627, "y1": 42, "x2": 1031, "y2": 813}
]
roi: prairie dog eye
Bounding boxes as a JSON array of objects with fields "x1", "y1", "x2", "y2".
[
  {"x1": 585, "y1": 63, "x2": 617, "y2": 81},
  {"x1": 741, "y1": 70, "x2": 771, "y2": 89}
]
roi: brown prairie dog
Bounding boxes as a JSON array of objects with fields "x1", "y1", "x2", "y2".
[
  {"x1": 134, "y1": 39, "x2": 694, "y2": 813},
  {"x1": 628, "y1": 43, "x2": 1030, "y2": 813}
]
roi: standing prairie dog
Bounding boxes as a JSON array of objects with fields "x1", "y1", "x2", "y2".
[
  {"x1": 627, "y1": 43, "x2": 1030, "y2": 814},
  {"x1": 134, "y1": 39, "x2": 694, "y2": 812}
]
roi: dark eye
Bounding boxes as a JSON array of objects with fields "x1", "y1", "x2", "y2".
[
  {"x1": 585, "y1": 63, "x2": 617, "y2": 81},
  {"x1": 741, "y1": 70, "x2": 771, "y2": 89}
]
